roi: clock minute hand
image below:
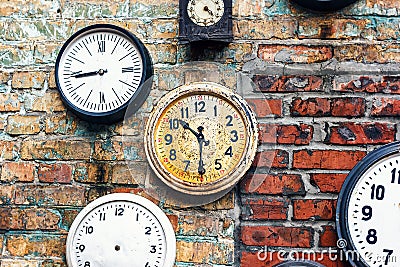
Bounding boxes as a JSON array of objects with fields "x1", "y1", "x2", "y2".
[{"x1": 197, "y1": 126, "x2": 209, "y2": 176}]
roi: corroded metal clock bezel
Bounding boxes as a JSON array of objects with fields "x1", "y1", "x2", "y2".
[{"x1": 144, "y1": 82, "x2": 258, "y2": 196}]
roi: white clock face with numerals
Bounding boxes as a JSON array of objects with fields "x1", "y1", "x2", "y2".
[
  {"x1": 66, "y1": 193, "x2": 176, "y2": 267},
  {"x1": 187, "y1": 0, "x2": 225, "y2": 26},
  {"x1": 55, "y1": 24, "x2": 152, "y2": 123},
  {"x1": 337, "y1": 142, "x2": 400, "y2": 267}
]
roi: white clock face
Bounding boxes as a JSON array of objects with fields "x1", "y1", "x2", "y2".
[
  {"x1": 346, "y1": 153, "x2": 400, "y2": 266},
  {"x1": 66, "y1": 193, "x2": 176, "y2": 267},
  {"x1": 187, "y1": 0, "x2": 225, "y2": 26},
  {"x1": 56, "y1": 26, "x2": 144, "y2": 114}
]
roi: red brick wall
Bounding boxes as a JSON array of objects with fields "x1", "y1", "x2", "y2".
[{"x1": 238, "y1": 1, "x2": 400, "y2": 266}]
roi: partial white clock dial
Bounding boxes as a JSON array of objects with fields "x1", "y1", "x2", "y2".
[
  {"x1": 187, "y1": 0, "x2": 225, "y2": 26},
  {"x1": 337, "y1": 142, "x2": 400, "y2": 267},
  {"x1": 347, "y1": 154, "x2": 400, "y2": 266},
  {"x1": 66, "y1": 193, "x2": 176, "y2": 267}
]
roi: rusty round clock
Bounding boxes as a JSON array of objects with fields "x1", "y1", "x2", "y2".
[{"x1": 144, "y1": 82, "x2": 258, "y2": 196}]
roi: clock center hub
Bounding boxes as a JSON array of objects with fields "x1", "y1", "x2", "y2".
[
  {"x1": 115, "y1": 245, "x2": 121, "y2": 251},
  {"x1": 98, "y1": 69, "x2": 107, "y2": 76}
]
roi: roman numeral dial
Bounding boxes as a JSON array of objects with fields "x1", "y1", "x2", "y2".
[{"x1": 55, "y1": 24, "x2": 152, "y2": 123}]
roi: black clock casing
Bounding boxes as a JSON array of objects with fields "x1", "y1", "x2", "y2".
[
  {"x1": 55, "y1": 24, "x2": 153, "y2": 125},
  {"x1": 179, "y1": 0, "x2": 233, "y2": 43},
  {"x1": 291, "y1": 0, "x2": 358, "y2": 12},
  {"x1": 336, "y1": 141, "x2": 400, "y2": 267}
]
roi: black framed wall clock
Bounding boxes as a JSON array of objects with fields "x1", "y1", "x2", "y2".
[
  {"x1": 336, "y1": 142, "x2": 400, "y2": 267},
  {"x1": 66, "y1": 193, "x2": 176, "y2": 267},
  {"x1": 144, "y1": 82, "x2": 258, "y2": 196},
  {"x1": 290, "y1": 0, "x2": 358, "y2": 12},
  {"x1": 179, "y1": 0, "x2": 233, "y2": 43},
  {"x1": 55, "y1": 24, "x2": 153, "y2": 124}
]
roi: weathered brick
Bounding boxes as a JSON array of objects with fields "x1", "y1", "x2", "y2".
[
  {"x1": 291, "y1": 97, "x2": 365, "y2": 117},
  {"x1": 6, "y1": 115, "x2": 41, "y2": 135},
  {"x1": 0, "y1": 259, "x2": 40, "y2": 267},
  {"x1": 20, "y1": 140, "x2": 91, "y2": 160},
  {"x1": 39, "y1": 259, "x2": 67, "y2": 267},
  {"x1": 234, "y1": 18, "x2": 296, "y2": 39},
  {"x1": 259, "y1": 123, "x2": 313, "y2": 145},
  {"x1": 73, "y1": 162, "x2": 110, "y2": 183},
  {"x1": 241, "y1": 225, "x2": 312, "y2": 247},
  {"x1": 93, "y1": 139, "x2": 145, "y2": 161},
  {"x1": 335, "y1": 44, "x2": 400, "y2": 63},
  {"x1": 177, "y1": 215, "x2": 233, "y2": 237},
  {"x1": 0, "y1": 93, "x2": 21, "y2": 111},
  {"x1": 146, "y1": 43, "x2": 177, "y2": 64},
  {"x1": 0, "y1": 0, "x2": 58, "y2": 17},
  {"x1": 371, "y1": 97, "x2": 400, "y2": 116},
  {"x1": 241, "y1": 173, "x2": 305, "y2": 195},
  {"x1": 327, "y1": 122, "x2": 395, "y2": 145},
  {"x1": 29, "y1": 91, "x2": 66, "y2": 112},
  {"x1": 242, "y1": 198, "x2": 289, "y2": 220},
  {"x1": 111, "y1": 162, "x2": 145, "y2": 185},
  {"x1": 0, "y1": 185, "x2": 15, "y2": 205},
  {"x1": 252, "y1": 150, "x2": 289, "y2": 168},
  {"x1": 45, "y1": 113, "x2": 73, "y2": 134},
  {"x1": 293, "y1": 150, "x2": 366, "y2": 170},
  {"x1": 0, "y1": 207, "x2": 60, "y2": 230},
  {"x1": 0, "y1": 141, "x2": 18, "y2": 161},
  {"x1": 319, "y1": 225, "x2": 339, "y2": 247},
  {"x1": 298, "y1": 18, "x2": 370, "y2": 40},
  {"x1": 202, "y1": 190, "x2": 235, "y2": 210},
  {"x1": 245, "y1": 98, "x2": 282, "y2": 117},
  {"x1": 334, "y1": 76, "x2": 400, "y2": 93},
  {"x1": 293, "y1": 199, "x2": 336, "y2": 220},
  {"x1": 258, "y1": 44, "x2": 333, "y2": 63},
  {"x1": 14, "y1": 185, "x2": 86, "y2": 206},
  {"x1": 38, "y1": 163, "x2": 72, "y2": 184},
  {"x1": 253, "y1": 75, "x2": 324, "y2": 93},
  {"x1": 310, "y1": 173, "x2": 347, "y2": 193},
  {"x1": 11, "y1": 71, "x2": 46, "y2": 89},
  {"x1": 6, "y1": 234, "x2": 66, "y2": 257},
  {"x1": 176, "y1": 239, "x2": 234, "y2": 264},
  {"x1": 1, "y1": 162, "x2": 35, "y2": 182},
  {"x1": 0, "y1": 44, "x2": 34, "y2": 67}
]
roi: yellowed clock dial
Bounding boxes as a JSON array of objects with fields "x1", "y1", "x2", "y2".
[{"x1": 145, "y1": 82, "x2": 258, "y2": 195}]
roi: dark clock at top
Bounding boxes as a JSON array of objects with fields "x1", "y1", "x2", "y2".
[
  {"x1": 291, "y1": 0, "x2": 358, "y2": 12},
  {"x1": 179, "y1": 0, "x2": 233, "y2": 43}
]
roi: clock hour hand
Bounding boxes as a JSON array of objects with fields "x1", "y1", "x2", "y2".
[
  {"x1": 179, "y1": 120, "x2": 199, "y2": 138},
  {"x1": 72, "y1": 69, "x2": 108, "y2": 78}
]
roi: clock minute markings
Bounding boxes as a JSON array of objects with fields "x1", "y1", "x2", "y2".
[{"x1": 67, "y1": 54, "x2": 85, "y2": 64}]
